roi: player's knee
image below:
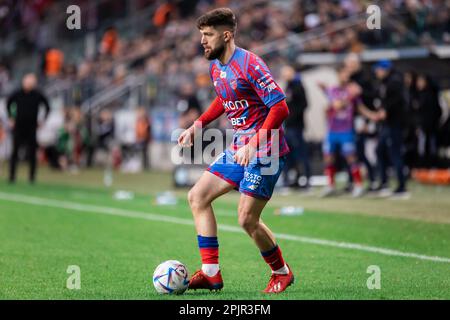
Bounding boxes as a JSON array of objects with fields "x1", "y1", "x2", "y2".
[
  {"x1": 238, "y1": 212, "x2": 258, "y2": 233},
  {"x1": 187, "y1": 188, "x2": 208, "y2": 211},
  {"x1": 187, "y1": 188, "x2": 198, "y2": 208}
]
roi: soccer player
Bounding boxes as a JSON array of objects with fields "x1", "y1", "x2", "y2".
[
  {"x1": 319, "y1": 66, "x2": 365, "y2": 198},
  {"x1": 177, "y1": 8, "x2": 294, "y2": 293}
]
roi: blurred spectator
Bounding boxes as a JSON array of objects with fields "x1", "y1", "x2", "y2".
[
  {"x1": 135, "y1": 107, "x2": 151, "y2": 170},
  {"x1": 345, "y1": 53, "x2": 377, "y2": 190},
  {"x1": 281, "y1": 64, "x2": 311, "y2": 189},
  {"x1": 100, "y1": 26, "x2": 120, "y2": 57},
  {"x1": 177, "y1": 83, "x2": 202, "y2": 129},
  {"x1": 72, "y1": 61, "x2": 96, "y2": 105},
  {"x1": 56, "y1": 107, "x2": 89, "y2": 172},
  {"x1": 414, "y1": 73, "x2": 442, "y2": 168},
  {"x1": 42, "y1": 47, "x2": 64, "y2": 78},
  {"x1": 56, "y1": 109, "x2": 72, "y2": 171},
  {"x1": 0, "y1": 63, "x2": 11, "y2": 95},
  {"x1": 42, "y1": 48, "x2": 64, "y2": 78},
  {"x1": 88, "y1": 108, "x2": 114, "y2": 168},
  {"x1": 96, "y1": 109, "x2": 115, "y2": 152},
  {"x1": 0, "y1": 117, "x2": 6, "y2": 167},
  {"x1": 6, "y1": 73, "x2": 50, "y2": 183},
  {"x1": 318, "y1": 66, "x2": 364, "y2": 198},
  {"x1": 153, "y1": 2, "x2": 176, "y2": 28},
  {"x1": 177, "y1": 82, "x2": 203, "y2": 164},
  {"x1": 71, "y1": 107, "x2": 89, "y2": 168},
  {"x1": 402, "y1": 70, "x2": 419, "y2": 169},
  {"x1": 372, "y1": 60, "x2": 409, "y2": 198}
]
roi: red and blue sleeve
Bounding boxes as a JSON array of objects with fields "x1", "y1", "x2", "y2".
[
  {"x1": 194, "y1": 97, "x2": 224, "y2": 128},
  {"x1": 249, "y1": 99, "x2": 289, "y2": 148},
  {"x1": 246, "y1": 55, "x2": 286, "y2": 108}
]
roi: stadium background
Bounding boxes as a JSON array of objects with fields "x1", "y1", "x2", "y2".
[{"x1": 0, "y1": 0, "x2": 449, "y2": 300}]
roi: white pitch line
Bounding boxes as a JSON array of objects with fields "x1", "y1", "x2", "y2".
[{"x1": 0, "y1": 191, "x2": 449, "y2": 264}]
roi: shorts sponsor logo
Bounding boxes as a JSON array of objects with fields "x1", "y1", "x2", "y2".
[{"x1": 245, "y1": 172, "x2": 262, "y2": 185}]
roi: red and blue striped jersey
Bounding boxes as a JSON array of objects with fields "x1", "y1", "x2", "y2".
[
  {"x1": 209, "y1": 47, "x2": 289, "y2": 158},
  {"x1": 325, "y1": 86, "x2": 360, "y2": 133}
]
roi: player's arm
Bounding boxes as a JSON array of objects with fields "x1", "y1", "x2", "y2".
[
  {"x1": 248, "y1": 99, "x2": 289, "y2": 148},
  {"x1": 317, "y1": 81, "x2": 328, "y2": 93},
  {"x1": 178, "y1": 97, "x2": 224, "y2": 147},
  {"x1": 357, "y1": 102, "x2": 380, "y2": 122},
  {"x1": 234, "y1": 99, "x2": 289, "y2": 166}
]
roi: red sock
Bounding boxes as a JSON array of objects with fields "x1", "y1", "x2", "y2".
[
  {"x1": 197, "y1": 235, "x2": 219, "y2": 264},
  {"x1": 261, "y1": 245, "x2": 286, "y2": 271},
  {"x1": 199, "y1": 248, "x2": 219, "y2": 264},
  {"x1": 325, "y1": 165, "x2": 336, "y2": 186},
  {"x1": 351, "y1": 164, "x2": 362, "y2": 185}
]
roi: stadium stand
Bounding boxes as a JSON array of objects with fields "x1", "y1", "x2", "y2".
[{"x1": 0, "y1": 0, "x2": 449, "y2": 185}]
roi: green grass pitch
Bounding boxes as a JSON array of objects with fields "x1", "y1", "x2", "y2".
[{"x1": 0, "y1": 166, "x2": 449, "y2": 299}]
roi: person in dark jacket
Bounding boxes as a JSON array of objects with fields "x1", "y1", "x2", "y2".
[
  {"x1": 345, "y1": 53, "x2": 377, "y2": 191},
  {"x1": 402, "y1": 70, "x2": 420, "y2": 169},
  {"x1": 372, "y1": 60, "x2": 409, "y2": 198},
  {"x1": 6, "y1": 73, "x2": 50, "y2": 183},
  {"x1": 414, "y1": 73, "x2": 442, "y2": 168},
  {"x1": 281, "y1": 64, "x2": 311, "y2": 189}
]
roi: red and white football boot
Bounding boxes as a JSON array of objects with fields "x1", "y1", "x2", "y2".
[
  {"x1": 263, "y1": 265, "x2": 294, "y2": 293},
  {"x1": 188, "y1": 269, "x2": 224, "y2": 291}
]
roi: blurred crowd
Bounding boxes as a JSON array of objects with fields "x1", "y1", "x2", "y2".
[
  {"x1": 1, "y1": 0, "x2": 450, "y2": 98},
  {"x1": 1, "y1": 76, "x2": 151, "y2": 176},
  {"x1": 0, "y1": 0, "x2": 449, "y2": 186},
  {"x1": 281, "y1": 54, "x2": 449, "y2": 197}
]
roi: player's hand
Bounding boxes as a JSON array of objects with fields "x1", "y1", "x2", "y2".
[
  {"x1": 233, "y1": 144, "x2": 257, "y2": 167},
  {"x1": 8, "y1": 119, "x2": 15, "y2": 130},
  {"x1": 317, "y1": 81, "x2": 327, "y2": 91},
  {"x1": 177, "y1": 125, "x2": 195, "y2": 147},
  {"x1": 332, "y1": 99, "x2": 344, "y2": 110},
  {"x1": 377, "y1": 109, "x2": 386, "y2": 121}
]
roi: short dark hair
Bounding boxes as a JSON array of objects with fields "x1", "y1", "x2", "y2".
[{"x1": 196, "y1": 8, "x2": 237, "y2": 34}]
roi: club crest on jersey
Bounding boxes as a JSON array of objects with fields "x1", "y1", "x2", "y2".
[
  {"x1": 220, "y1": 71, "x2": 227, "y2": 78},
  {"x1": 230, "y1": 79, "x2": 237, "y2": 90}
]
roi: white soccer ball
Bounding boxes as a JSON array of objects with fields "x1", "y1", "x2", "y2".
[{"x1": 152, "y1": 260, "x2": 189, "y2": 294}]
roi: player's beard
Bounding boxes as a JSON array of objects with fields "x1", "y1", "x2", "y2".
[{"x1": 205, "y1": 42, "x2": 225, "y2": 61}]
